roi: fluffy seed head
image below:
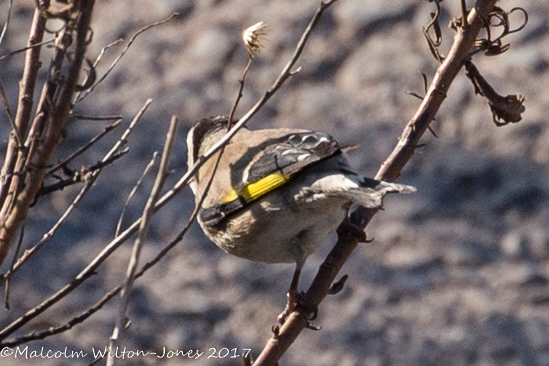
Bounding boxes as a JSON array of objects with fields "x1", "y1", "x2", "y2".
[{"x1": 242, "y1": 21, "x2": 268, "y2": 57}]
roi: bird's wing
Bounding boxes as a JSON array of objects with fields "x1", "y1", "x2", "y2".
[{"x1": 199, "y1": 131, "x2": 342, "y2": 227}]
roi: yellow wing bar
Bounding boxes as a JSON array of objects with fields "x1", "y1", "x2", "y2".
[{"x1": 222, "y1": 172, "x2": 291, "y2": 204}]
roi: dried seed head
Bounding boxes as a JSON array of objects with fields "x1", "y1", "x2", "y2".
[
  {"x1": 464, "y1": 61, "x2": 525, "y2": 127},
  {"x1": 242, "y1": 21, "x2": 267, "y2": 57}
]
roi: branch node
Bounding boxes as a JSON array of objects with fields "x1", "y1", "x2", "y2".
[
  {"x1": 290, "y1": 66, "x2": 302, "y2": 75},
  {"x1": 328, "y1": 274, "x2": 348, "y2": 295}
]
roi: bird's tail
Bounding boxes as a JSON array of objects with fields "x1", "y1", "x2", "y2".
[{"x1": 319, "y1": 174, "x2": 415, "y2": 209}]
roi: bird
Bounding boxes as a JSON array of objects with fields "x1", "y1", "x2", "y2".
[{"x1": 186, "y1": 115, "x2": 415, "y2": 320}]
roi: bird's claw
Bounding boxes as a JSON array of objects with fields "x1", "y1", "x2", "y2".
[
  {"x1": 337, "y1": 218, "x2": 367, "y2": 242},
  {"x1": 277, "y1": 290, "x2": 319, "y2": 328}
]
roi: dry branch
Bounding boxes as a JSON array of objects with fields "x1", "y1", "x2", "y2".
[
  {"x1": 0, "y1": 193, "x2": 200, "y2": 348},
  {"x1": 0, "y1": 8, "x2": 46, "y2": 214},
  {"x1": 46, "y1": 120, "x2": 122, "y2": 176},
  {"x1": 0, "y1": 0, "x2": 337, "y2": 345},
  {"x1": 115, "y1": 153, "x2": 157, "y2": 237},
  {"x1": 76, "y1": 13, "x2": 177, "y2": 103},
  {"x1": 0, "y1": 98, "x2": 151, "y2": 340},
  {"x1": 107, "y1": 117, "x2": 178, "y2": 365},
  {"x1": 0, "y1": 1, "x2": 95, "y2": 267},
  {"x1": 0, "y1": 38, "x2": 55, "y2": 61},
  {"x1": 254, "y1": 0, "x2": 501, "y2": 364},
  {"x1": 3, "y1": 225, "x2": 23, "y2": 309},
  {"x1": 2, "y1": 176, "x2": 94, "y2": 283},
  {"x1": 0, "y1": 0, "x2": 13, "y2": 48},
  {"x1": 36, "y1": 148, "x2": 128, "y2": 197},
  {"x1": 0, "y1": 79, "x2": 22, "y2": 146}
]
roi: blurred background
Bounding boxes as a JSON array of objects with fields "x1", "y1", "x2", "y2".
[{"x1": 0, "y1": 0, "x2": 548, "y2": 365}]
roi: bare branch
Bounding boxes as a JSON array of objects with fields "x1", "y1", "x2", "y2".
[
  {"x1": 72, "y1": 114, "x2": 124, "y2": 121},
  {"x1": 0, "y1": 0, "x2": 13, "y2": 49},
  {"x1": 3, "y1": 225, "x2": 23, "y2": 310},
  {"x1": 0, "y1": 277, "x2": 122, "y2": 348},
  {"x1": 104, "y1": 99, "x2": 152, "y2": 159},
  {"x1": 461, "y1": 0, "x2": 468, "y2": 29},
  {"x1": 0, "y1": 98, "x2": 152, "y2": 340},
  {"x1": 254, "y1": 0, "x2": 501, "y2": 364},
  {"x1": 0, "y1": 100, "x2": 141, "y2": 283},
  {"x1": 0, "y1": 79, "x2": 22, "y2": 146},
  {"x1": 116, "y1": 153, "x2": 158, "y2": 237},
  {"x1": 0, "y1": 38, "x2": 54, "y2": 61},
  {"x1": 0, "y1": 1, "x2": 95, "y2": 267},
  {"x1": 72, "y1": 38, "x2": 123, "y2": 103},
  {"x1": 228, "y1": 58, "x2": 252, "y2": 127},
  {"x1": 93, "y1": 38, "x2": 125, "y2": 67},
  {"x1": 0, "y1": 186, "x2": 200, "y2": 348},
  {"x1": 107, "y1": 117, "x2": 178, "y2": 364},
  {"x1": 46, "y1": 119, "x2": 122, "y2": 176},
  {"x1": 2, "y1": 178, "x2": 94, "y2": 283},
  {"x1": 0, "y1": 8, "x2": 46, "y2": 213},
  {"x1": 36, "y1": 148, "x2": 129, "y2": 198},
  {"x1": 76, "y1": 13, "x2": 178, "y2": 103}
]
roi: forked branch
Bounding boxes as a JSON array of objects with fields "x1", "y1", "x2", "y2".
[{"x1": 0, "y1": 1, "x2": 95, "y2": 267}]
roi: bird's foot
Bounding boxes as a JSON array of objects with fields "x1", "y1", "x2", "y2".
[
  {"x1": 337, "y1": 217, "x2": 369, "y2": 243},
  {"x1": 277, "y1": 290, "x2": 320, "y2": 330},
  {"x1": 277, "y1": 289, "x2": 299, "y2": 324}
]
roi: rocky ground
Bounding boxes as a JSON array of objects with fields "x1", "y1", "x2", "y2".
[{"x1": 0, "y1": 0, "x2": 548, "y2": 365}]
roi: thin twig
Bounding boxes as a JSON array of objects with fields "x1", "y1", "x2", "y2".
[
  {"x1": 0, "y1": 278, "x2": 121, "y2": 348},
  {"x1": 3, "y1": 225, "x2": 23, "y2": 310},
  {"x1": 93, "y1": 39, "x2": 124, "y2": 67},
  {"x1": 0, "y1": 1, "x2": 95, "y2": 267},
  {"x1": 37, "y1": 149, "x2": 129, "y2": 198},
  {"x1": 0, "y1": 8, "x2": 46, "y2": 208},
  {"x1": 103, "y1": 99, "x2": 152, "y2": 159},
  {"x1": 228, "y1": 58, "x2": 253, "y2": 127},
  {"x1": 0, "y1": 79, "x2": 22, "y2": 146},
  {"x1": 76, "y1": 13, "x2": 177, "y2": 103},
  {"x1": 0, "y1": 101, "x2": 143, "y2": 283},
  {"x1": 253, "y1": 0, "x2": 499, "y2": 364},
  {"x1": 0, "y1": 185, "x2": 202, "y2": 349},
  {"x1": 0, "y1": 99, "x2": 152, "y2": 339},
  {"x1": 2, "y1": 177, "x2": 95, "y2": 283},
  {"x1": 107, "y1": 117, "x2": 178, "y2": 366},
  {"x1": 46, "y1": 120, "x2": 122, "y2": 176},
  {"x1": 72, "y1": 114, "x2": 124, "y2": 121},
  {"x1": 115, "y1": 153, "x2": 158, "y2": 238},
  {"x1": 461, "y1": 0, "x2": 468, "y2": 29},
  {"x1": 72, "y1": 38, "x2": 123, "y2": 103},
  {"x1": 0, "y1": 39, "x2": 54, "y2": 61},
  {"x1": 0, "y1": 0, "x2": 13, "y2": 49}
]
